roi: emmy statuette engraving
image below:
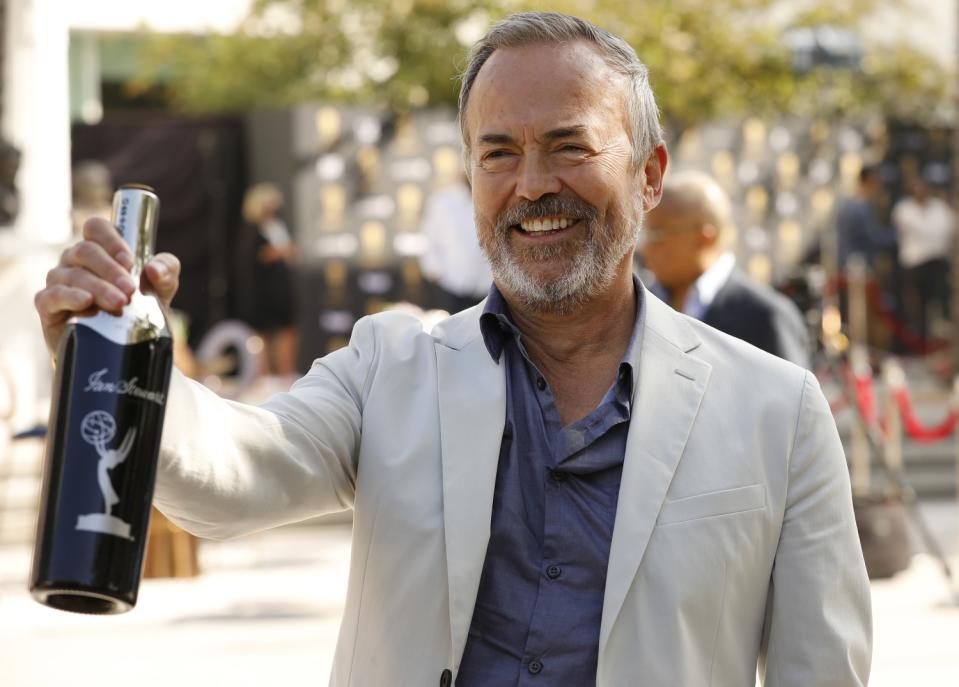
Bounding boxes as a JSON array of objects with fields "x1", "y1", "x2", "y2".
[{"x1": 75, "y1": 410, "x2": 137, "y2": 540}]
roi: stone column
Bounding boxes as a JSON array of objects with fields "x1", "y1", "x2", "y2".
[{"x1": 2, "y1": 0, "x2": 71, "y2": 244}]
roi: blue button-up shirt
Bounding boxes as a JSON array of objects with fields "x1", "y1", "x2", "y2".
[{"x1": 456, "y1": 279, "x2": 645, "y2": 686}]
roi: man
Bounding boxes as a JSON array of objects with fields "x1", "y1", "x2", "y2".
[
  {"x1": 836, "y1": 164, "x2": 896, "y2": 273},
  {"x1": 892, "y1": 173, "x2": 955, "y2": 345},
  {"x1": 641, "y1": 170, "x2": 810, "y2": 367},
  {"x1": 834, "y1": 163, "x2": 898, "y2": 350},
  {"x1": 419, "y1": 171, "x2": 493, "y2": 313},
  {"x1": 35, "y1": 12, "x2": 870, "y2": 687}
]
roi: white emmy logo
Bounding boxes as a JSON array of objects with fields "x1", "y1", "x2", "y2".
[{"x1": 75, "y1": 410, "x2": 137, "y2": 540}]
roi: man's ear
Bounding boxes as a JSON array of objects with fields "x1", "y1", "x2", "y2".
[
  {"x1": 700, "y1": 222, "x2": 720, "y2": 248},
  {"x1": 641, "y1": 144, "x2": 669, "y2": 211}
]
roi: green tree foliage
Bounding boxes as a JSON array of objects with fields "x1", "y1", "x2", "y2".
[{"x1": 131, "y1": 0, "x2": 951, "y2": 128}]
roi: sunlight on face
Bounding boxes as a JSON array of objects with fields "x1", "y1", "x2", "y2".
[{"x1": 466, "y1": 41, "x2": 644, "y2": 313}]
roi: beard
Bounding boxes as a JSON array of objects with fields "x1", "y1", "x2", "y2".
[{"x1": 478, "y1": 194, "x2": 642, "y2": 314}]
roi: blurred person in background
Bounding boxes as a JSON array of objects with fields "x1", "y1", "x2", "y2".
[
  {"x1": 836, "y1": 164, "x2": 897, "y2": 276},
  {"x1": 642, "y1": 170, "x2": 809, "y2": 368},
  {"x1": 35, "y1": 12, "x2": 870, "y2": 686},
  {"x1": 0, "y1": 140, "x2": 22, "y2": 227},
  {"x1": 892, "y1": 173, "x2": 956, "y2": 346},
  {"x1": 238, "y1": 182, "x2": 299, "y2": 376},
  {"x1": 419, "y1": 171, "x2": 492, "y2": 313},
  {"x1": 834, "y1": 163, "x2": 898, "y2": 350}
]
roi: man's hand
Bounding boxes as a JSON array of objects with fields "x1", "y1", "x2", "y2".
[
  {"x1": 35, "y1": 217, "x2": 181, "y2": 357},
  {"x1": 257, "y1": 243, "x2": 295, "y2": 263}
]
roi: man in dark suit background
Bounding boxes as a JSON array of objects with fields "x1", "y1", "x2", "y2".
[{"x1": 641, "y1": 170, "x2": 810, "y2": 368}]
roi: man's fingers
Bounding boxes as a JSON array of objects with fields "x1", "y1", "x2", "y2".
[
  {"x1": 60, "y1": 240, "x2": 137, "y2": 298},
  {"x1": 35, "y1": 286, "x2": 98, "y2": 356},
  {"x1": 38, "y1": 225, "x2": 183, "y2": 356},
  {"x1": 83, "y1": 217, "x2": 134, "y2": 269},
  {"x1": 45, "y1": 266, "x2": 130, "y2": 313},
  {"x1": 143, "y1": 253, "x2": 181, "y2": 306},
  {"x1": 34, "y1": 285, "x2": 94, "y2": 324}
]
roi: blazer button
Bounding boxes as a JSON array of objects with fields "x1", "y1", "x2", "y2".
[
  {"x1": 547, "y1": 565, "x2": 562, "y2": 579},
  {"x1": 528, "y1": 659, "x2": 544, "y2": 675},
  {"x1": 439, "y1": 669, "x2": 452, "y2": 687}
]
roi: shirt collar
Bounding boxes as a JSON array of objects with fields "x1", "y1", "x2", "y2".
[
  {"x1": 693, "y1": 251, "x2": 736, "y2": 310},
  {"x1": 479, "y1": 283, "x2": 518, "y2": 362},
  {"x1": 479, "y1": 276, "x2": 645, "y2": 394},
  {"x1": 647, "y1": 251, "x2": 735, "y2": 320}
]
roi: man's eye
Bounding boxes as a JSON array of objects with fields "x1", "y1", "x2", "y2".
[
  {"x1": 484, "y1": 150, "x2": 513, "y2": 159},
  {"x1": 558, "y1": 144, "x2": 586, "y2": 153}
]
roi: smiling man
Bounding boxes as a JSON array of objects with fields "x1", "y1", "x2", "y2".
[{"x1": 35, "y1": 12, "x2": 870, "y2": 687}]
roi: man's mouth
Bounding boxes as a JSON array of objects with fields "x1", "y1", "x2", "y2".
[{"x1": 515, "y1": 216, "x2": 580, "y2": 235}]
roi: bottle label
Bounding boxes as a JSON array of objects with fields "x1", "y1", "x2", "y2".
[{"x1": 52, "y1": 324, "x2": 172, "y2": 547}]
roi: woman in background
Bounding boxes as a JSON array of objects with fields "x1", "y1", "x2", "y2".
[{"x1": 239, "y1": 183, "x2": 299, "y2": 377}]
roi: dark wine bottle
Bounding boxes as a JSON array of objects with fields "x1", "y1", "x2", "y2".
[{"x1": 30, "y1": 184, "x2": 173, "y2": 614}]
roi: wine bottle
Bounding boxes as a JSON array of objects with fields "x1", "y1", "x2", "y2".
[{"x1": 30, "y1": 184, "x2": 173, "y2": 614}]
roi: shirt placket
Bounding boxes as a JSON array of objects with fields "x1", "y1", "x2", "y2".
[{"x1": 517, "y1": 361, "x2": 571, "y2": 685}]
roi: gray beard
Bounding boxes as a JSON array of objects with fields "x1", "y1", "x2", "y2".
[{"x1": 481, "y1": 209, "x2": 642, "y2": 315}]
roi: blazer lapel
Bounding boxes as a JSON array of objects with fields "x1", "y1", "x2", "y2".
[
  {"x1": 599, "y1": 292, "x2": 712, "y2": 654},
  {"x1": 434, "y1": 316, "x2": 506, "y2": 669}
]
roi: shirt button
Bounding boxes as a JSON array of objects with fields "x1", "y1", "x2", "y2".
[
  {"x1": 528, "y1": 659, "x2": 544, "y2": 675},
  {"x1": 536, "y1": 376, "x2": 546, "y2": 391},
  {"x1": 547, "y1": 565, "x2": 562, "y2": 579}
]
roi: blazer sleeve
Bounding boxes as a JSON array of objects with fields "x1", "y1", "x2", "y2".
[
  {"x1": 759, "y1": 372, "x2": 872, "y2": 686},
  {"x1": 154, "y1": 316, "x2": 379, "y2": 540}
]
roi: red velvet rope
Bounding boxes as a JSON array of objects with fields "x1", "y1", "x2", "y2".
[
  {"x1": 844, "y1": 364, "x2": 958, "y2": 443},
  {"x1": 851, "y1": 371, "x2": 881, "y2": 428},
  {"x1": 892, "y1": 386, "x2": 959, "y2": 443},
  {"x1": 824, "y1": 275, "x2": 950, "y2": 354}
]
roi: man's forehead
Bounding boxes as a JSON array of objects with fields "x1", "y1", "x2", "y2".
[
  {"x1": 466, "y1": 41, "x2": 625, "y2": 141},
  {"x1": 474, "y1": 40, "x2": 613, "y2": 89}
]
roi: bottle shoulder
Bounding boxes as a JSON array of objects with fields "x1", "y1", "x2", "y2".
[{"x1": 75, "y1": 292, "x2": 171, "y2": 345}]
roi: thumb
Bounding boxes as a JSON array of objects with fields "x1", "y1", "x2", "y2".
[{"x1": 142, "y1": 253, "x2": 181, "y2": 309}]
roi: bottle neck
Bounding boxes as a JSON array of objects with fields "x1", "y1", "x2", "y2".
[{"x1": 112, "y1": 189, "x2": 159, "y2": 283}]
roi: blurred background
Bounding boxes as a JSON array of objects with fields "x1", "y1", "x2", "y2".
[{"x1": 0, "y1": 0, "x2": 958, "y2": 684}]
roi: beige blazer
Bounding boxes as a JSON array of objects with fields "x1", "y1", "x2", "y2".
[{"x1": 155, "y1": 288, "x2": 871, "y2": 686}]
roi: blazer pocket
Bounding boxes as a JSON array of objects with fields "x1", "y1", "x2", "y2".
[{"x1": 657, "y1": 483, "x2": 765, "y2": 526}]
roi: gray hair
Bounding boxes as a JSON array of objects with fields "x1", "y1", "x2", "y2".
[{"x1": 458, "y1": 12, "x2": 664, "y2": 168}]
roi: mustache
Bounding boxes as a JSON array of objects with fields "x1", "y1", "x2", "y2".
[{"x1": 494, "y1": 195, "x2": 598, "y2": 232}]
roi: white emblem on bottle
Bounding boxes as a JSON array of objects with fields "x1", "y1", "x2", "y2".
[{"x1": 75, "y1": 410, "x2": 137, "y2": 540}]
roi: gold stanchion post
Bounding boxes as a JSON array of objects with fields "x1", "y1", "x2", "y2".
[
  {"x1": 883, "y1": 359, "x2": 905, "y2": 493},
  {"x1": 848, "y1": 255, "x2": 871, "y2": 495}
]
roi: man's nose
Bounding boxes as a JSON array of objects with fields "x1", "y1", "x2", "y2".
[{"x1": 515, "y1": 154, "x2": 561, "y2": 201}]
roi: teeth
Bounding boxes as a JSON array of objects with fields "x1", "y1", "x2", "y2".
[{"x1": 519, "y1": 217, "x2": 575, "y2": 232}]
